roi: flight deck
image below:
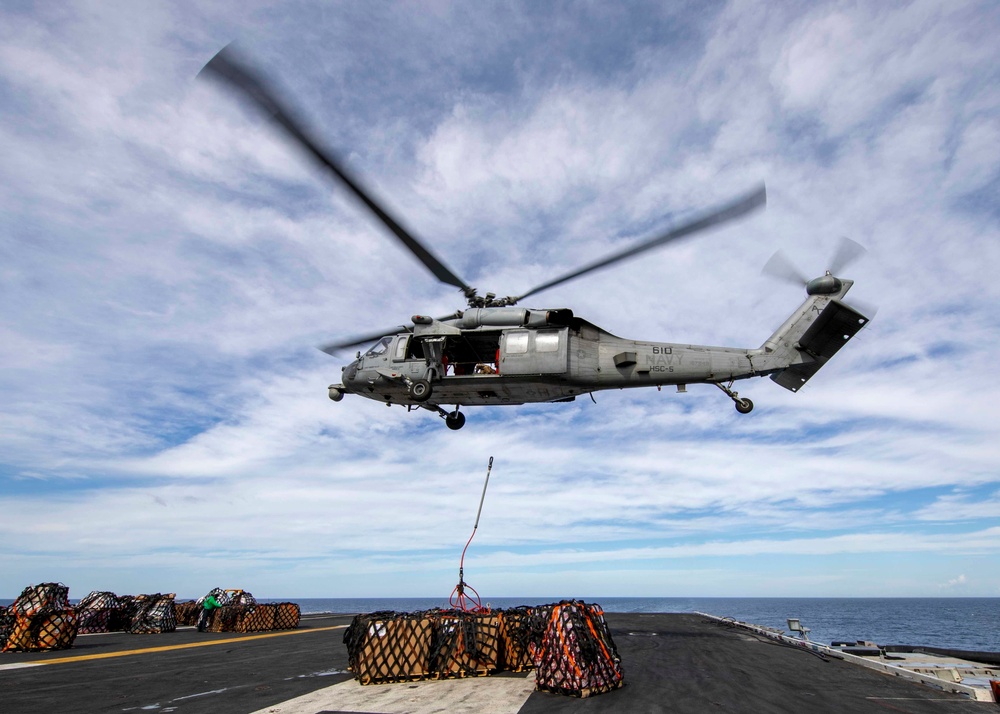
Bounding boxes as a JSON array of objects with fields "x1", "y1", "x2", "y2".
[{"x1": 1, "y1": 613, "x2": 996, "y2": 713}]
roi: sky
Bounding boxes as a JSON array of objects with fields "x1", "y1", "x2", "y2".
[{"x1": 1, "y1": 0, "x2": 999, "y2": 601}]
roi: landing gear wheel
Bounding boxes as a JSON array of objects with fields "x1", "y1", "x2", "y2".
[
  {"x1": 735, "y1": 398, "x2": 754, "y2": 414},
  {"x1": 445, "y1": 410, "x2": 466, "y2": 430},
  {"x1": 409, "y1": 379, "x2": 432, "y2": 402}
]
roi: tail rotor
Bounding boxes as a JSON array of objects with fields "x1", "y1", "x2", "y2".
[{"x1": 762, "y1": 237, "x2": 877, "y2": 318}]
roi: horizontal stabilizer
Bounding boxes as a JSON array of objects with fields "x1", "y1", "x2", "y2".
[{"x1": 771, "y1": 300, "x2": 870, "y2": 392}]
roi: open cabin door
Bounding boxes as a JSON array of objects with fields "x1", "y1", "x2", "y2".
[{"x1": 500, "y1": 327, "x2": 569, "y2": 375}]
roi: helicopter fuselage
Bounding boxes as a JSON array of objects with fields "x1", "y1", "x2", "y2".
[{"x1": 331, "y1": 282, "x2": 868, "y2": 416}]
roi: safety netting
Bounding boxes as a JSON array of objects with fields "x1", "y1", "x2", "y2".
[
  {"x1": 174, "y1": 600, "x2": 200, "y2": 626},
  {"x1": 128, "y1": 593, "x2": 177, "y2": 634},
  {"x1": 116, "y1": 595, "x2": 142, "y2": 631},
  {"x1": 77, "y1": 591, "x2": 122, "y2": 634},
  {"x1": 533, "y1": 600, "x2": 624, "y2": 698},
  {"x1": 343, "y1": 602, "x2": 624, "y2": 697},
  {"x1": 498, "y1": 606, "x2": 537, "y2": 672},
  {"x1": 196, "y1": 589, "x2": 299, "y2": 633},
  {"x1": 0, "y1": 606, "x2": 14, "y2": 647},
  {"x1": 2, "y1": 583, "x2": 78, "y2": 653},
  {"x1": 430, "y1": 610, "x2": 501, "y2": 678},
  {"x1": 272, "y1": 602, "x2": 301, "y2": 630},
  {"x1": 344, "y1": 611, "x2": 434, "y2": 684}
]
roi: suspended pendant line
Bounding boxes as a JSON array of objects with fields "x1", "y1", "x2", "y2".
[{"x1": 450, "y1": 456, "x2": 494, "y2": 613}]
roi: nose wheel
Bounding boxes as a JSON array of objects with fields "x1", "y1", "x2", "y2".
[{"x1": 715, "y1": 381, "x2": 754, "y2": 414}]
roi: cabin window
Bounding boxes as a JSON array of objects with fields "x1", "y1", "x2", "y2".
[
  {"x1": 393, "y1": 336, "x2": 408, "y2": 361},
  {"x1": 535, "y1": 331, "x2": 560, "y2": 352},
  {"x1": 506, "y1": 331, "x2": 529, "y2": 354},
  {"x1": 364, "y1": 336, "x2": 392, "y2": 358}
]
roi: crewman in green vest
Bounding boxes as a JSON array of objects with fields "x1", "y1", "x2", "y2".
[{"x1": 196, "y1": 593, "x2": 223, "y2": 632}]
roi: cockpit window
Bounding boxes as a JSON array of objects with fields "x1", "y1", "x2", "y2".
[{"x1": 364, "y1": 336, "x2": 393, "y2": 358}]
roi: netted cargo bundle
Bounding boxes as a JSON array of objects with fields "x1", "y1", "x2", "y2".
[
  {"x1": 205, "y1": 604, "x2": 249, "y2": 632},
  {"x1": 533, "y1": 601, "x2": 624, "y2": 698},
  {"x1": 115, "y1": 595, "x2": 141, "y2": 631},
  {"x1": 429, "y1": 610, "x2": 502, "y2": 679},
  {"x1": 272, "y1": 602, "x2": 300, "y2": 630},
  {"x1": 128, "y1": 594, "x2": 177, "y2": 634},
  {"x1": 174, "y1": 600, "x2": 200, "y2": 626},
  {"x1": 77, "y1": 591, "x2": 122, "y2": 634},
  {"x1": 218, "y1": 589, "x2": 256, "y2": 607},
  {"x1": 0, "y1": 606, "x2": 14, "y2": 647},
  {"x1": 235, "y1": 604, "x2": 275, "y2": 633},
  {"x1": 11, "y1": 582, "x2": 71, "y2": 617},
  {"x1": 344, "y1": 611, "x2": 434, "y2": 684},
  {"x1": 498, "y1": 606, "x2": 539, "y2": 672},
  {"x1": 3, "y1": 608, "x2": 78, "y2": 652}
]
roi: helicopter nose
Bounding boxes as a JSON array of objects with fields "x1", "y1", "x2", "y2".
[{"x1": 342, "y1": 361, "x2": 360, "y2": 385}]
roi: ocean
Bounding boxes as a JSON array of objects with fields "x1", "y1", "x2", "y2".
[
  {"x1": 4, "y1": 596, "x2": 998, "y2": 652},
  {"x1": 262, "y1": 597, "x2": 1000, "y2": 652}
]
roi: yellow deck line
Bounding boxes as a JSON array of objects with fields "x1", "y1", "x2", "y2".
[{"x1": 13, "y1": 625, "x2": 347, "y2": 666}]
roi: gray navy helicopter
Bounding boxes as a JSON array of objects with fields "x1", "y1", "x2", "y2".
[{"x1": 202, "y1": 47, "x2": 873, "y2": 430}]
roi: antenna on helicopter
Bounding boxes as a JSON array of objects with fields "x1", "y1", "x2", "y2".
[{"x1": 450, "y1": 456, "x2": 494, "y2": 613}]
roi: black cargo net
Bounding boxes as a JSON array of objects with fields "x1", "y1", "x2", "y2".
[
  {"x1": 430, "y1": 610, "x2": 502, "y2": 678},
  {"x1": 2, "y1": 583, "x2": 78, "y2": 652},
  {"x1": 343, "y1": 601, "x2": 625, "y2": 697},
  {"x1": 77, "y1": 591, "x2": 122, "y2": 634},
  {"x1": 174, "y1": 600, "x2": 200, "y2": 626},
  {"x1": 499, "y1": 606, "x2": 537, "y2": 672},
  {"x1": 193, "y1": 590, "x2": 299, "y2": 633},
  {"x1": 533, "y1": 601, "x2": 624, "y2": 698},
  {"x1": 0, "y1": 606, "x2": 14, "y2": 648},
  {"x1": 272, "y1": 602, "x2": 301, "y2": 630},
  {"x1": 116, "y1": 595, "x2": 142, "y2": 631},
  {"x1": 344, "y1": 611, "x2": 435, "y2": 684},
  {"x1": 128, "y1": 594, "x2": 177, "y2": 634}
]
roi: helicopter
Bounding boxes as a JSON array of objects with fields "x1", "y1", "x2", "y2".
[{"x1": 201, "y1": 47, "x2": 872, "y2": 430}]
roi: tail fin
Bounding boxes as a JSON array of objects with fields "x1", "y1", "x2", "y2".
[{"x1": 757, "y1": 283, "x2": 871, "y2": 392}]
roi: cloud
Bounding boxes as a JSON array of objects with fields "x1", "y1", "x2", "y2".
[
  {"x1": 941, "y1": 574, "x2": 968, "y2": 589},
  {"x1": 2, "y1": 0, "x2": 1000, "y2": 599}
]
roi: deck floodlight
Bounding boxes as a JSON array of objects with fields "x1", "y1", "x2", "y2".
[{"x1": 787, "y1": 617, "x2": 810, "y2": 640}]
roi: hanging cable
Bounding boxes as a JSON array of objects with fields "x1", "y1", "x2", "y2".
[{"x1": 450, "y1": 456, "x2": 494, "y2": 613}]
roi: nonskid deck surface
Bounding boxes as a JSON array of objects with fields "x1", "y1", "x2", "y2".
[{"x1": 1, "y1": 613, "x2": 994, "y2": 713}]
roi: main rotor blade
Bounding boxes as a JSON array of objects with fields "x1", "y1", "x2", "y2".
[
  {"x1": 512, "y1": 184, "x2": 766, "y2": 303},
  {"x1": 762, "y1": 250, "x2": 808, "y2": 286},
  {"x1": 829, "y1": 236, "x2": 867, "y2": 275},
  {"x1": 318, "y1": 326, "x2": 410, "y2": 355},
  {"x1": 200, "y1": 45, "x2": 473, "y2": 294}
]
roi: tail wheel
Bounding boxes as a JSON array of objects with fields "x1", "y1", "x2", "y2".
[
  {"x1": 445, "y1": 410, "x2": 466, "y2": 430},
  {"x1": 409, "y1": 379, "x2": 432, "y2": 402},
  {"x1": 735, "y1": 398, "x2": 754, "y2": 414}
]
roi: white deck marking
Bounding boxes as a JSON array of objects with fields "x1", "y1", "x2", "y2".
[
  {"x1": 250, "y1": 673, "x2": 537, "y2": 714},
  {"x1": 0, "y1": 662, "x2": 46, "y2": 671}
]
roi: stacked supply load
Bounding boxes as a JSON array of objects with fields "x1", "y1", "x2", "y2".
[
  {"x1": 344, "y1": 610, "x2": 434, "y2": 684},
  {"x1": 343, "y1": 603, "x2": 624, "y2": 698},
  {"x1": 343, "y1": 609, "x2": 513, "y2": 684},
  {"x1": 533, "y1": 601, "x2": 624, "y2": 698},
  {"x1": 498, "y1": 605, "x2": 537, "y2": 672},
  {"x1": 174, "y1": 600, "x2": 200, "y2": 626},
  {"x1": 0, "y1": 606, "x2": 13, "y2": 647},
  {"x1": 128, "y1": 593, "x2": 177, "y2": 634},
  {"x1": 271, "y1": 602, "x2": 301, "y2": 630},
  {"x1": 77, "y1": 591, "x2": 122, "y2": 634},
  {"x1": 2, "y1": 582, "x2": 78, "y2": 653},
  {"x1": 431, "y1": 610, "x2": 502, "y2": 678},
  {"x1": 116, "y1": 595, "x2": 142, "y2": 631},
  {"x1": 198, "y1": 589, "x2": 300, "y2": 633}
]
